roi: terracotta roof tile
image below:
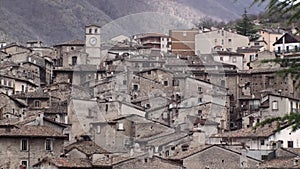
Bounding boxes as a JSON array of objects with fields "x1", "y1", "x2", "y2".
[
  {"x1": 259, "y1": 157, "x2": 300, "y2": 168},
  {"x1": 34, "y1": 157, "x2": 92, "y2": 168},
  {"x1": 0, "y1": 125, "x2": 67, "y2": 138},
  {"x1": 65, "y1": 141, "x2": 109, "y2": 155},
  {"x1": 211, "y1": 122, "x2": 288, "y2": 138}
]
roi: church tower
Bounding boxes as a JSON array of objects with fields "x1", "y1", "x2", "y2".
[{"x1": 85, "y1": 25, "x2": 101, "y2": 65}]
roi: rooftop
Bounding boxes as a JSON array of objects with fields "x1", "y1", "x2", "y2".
[
  {"x1": 211, "y1": 121, "x2": 290, "y2": 139},
  {"x1": 0, "y1": 125, "x2": 67, "y2": 138},
  {"x1": 65, "y1": 140, "x2": 109, "y2": 155}
]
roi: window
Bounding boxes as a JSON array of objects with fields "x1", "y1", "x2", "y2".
[
  {"x1": 70, "y1": 47, "x2": 74, "y2": 50},
  {"x1": 20, "y1": 160, "x2": 28, "y2": 169},
  {"x1": 221, "y1": 39, "x2": 224, "y2": 45},
  {"x1": 20, "y1": 139, "x2": 28, "y2": 151},
  {"x1": 288, "y1": 141, "x2": 294, "y2": 148},
  {"x1": 95, "y1": 28, "x2": 97, "y2": 33},
  {"x1": 232, "y1": 57, "x2": 236, "y2": 63},
  {"x1": 277, "y1": 47, "x2": 281, "y2": 53},
  {"x1": 228, "y1": 39, "x2": 232, "y2": 42},
  {"x1": 123, "y1": 80, "x2": 127, "y2": 85},
  {"x1": 72, "y1": 56, "x2": 77, "y2": 66},
  {"x1": 198, "y1": 110, "x2": 202, "y2": 116},
  {"x1": 89, "y1": 28, "x2": 92, "y2": 34},
  {"x1": 118, "y1": 123, "x2": 124, "y2": 131},
  {"x1": 45, "y1": 139, "x2": 53, "y2": 151},
  {"x1": 133, "y1": 84, "x2": 139, "y2": 91},
  {"x1": 34, "y1": 100, "x2": 40, "y2": 107},
  {"x1": 272, "y1": 101, "x2": 278, "y2": 110},
  {"x1": 97, "y1": 125, "x2": 101, "y2": 134},
  {"x1": 221, "y1": 80, "x2": 225, "y2": 87},
  {"x1": 198, "y1": 98, "x2": 202, "y2": 103},
  {"x1": 260, "y1": 139, "x2": 265, "y2": 145},
  {"x1": 286, "y1": 46, "x2": 290, "y2": 53},
  {"x1": 172, "y1": 79, "x2": 179, "y2": 86},
  {"x1": 198, "y1": 87, "x2": 202, "y2": 93},
  {"x1": 220, "y1": 57, "x2": 223, "y2": 61},
  {"x1": 295, "y1": 45, "x2": 298, "y2": 52},
  {"x1": 254, "y1": 42, "x2": 260, "y2": 46},
  {"x1": 164, "y1": 81, "x2": 168, "y2": 86},
  {"x1": 250, "y1": 55, "x2": 255, "y2": 61}
]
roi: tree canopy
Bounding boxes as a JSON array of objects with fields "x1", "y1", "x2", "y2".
[
  {"x1": 235, "y1": 9, "x2": 258, "y2": 40},
  {"x1": 252, "y1": 0, "x2": 300, "y2": 24}
]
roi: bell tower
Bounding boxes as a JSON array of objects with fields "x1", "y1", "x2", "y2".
[{"x1": 85, "y1": 25, "x2": 101, "y2": 65}]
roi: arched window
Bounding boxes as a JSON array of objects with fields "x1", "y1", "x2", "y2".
[
  {"x1": 34, "y1": 100, "x2": 40, "y2": 107},
  {"x1": 72, "y1": 56, "x2": 77, "y2": 66}
]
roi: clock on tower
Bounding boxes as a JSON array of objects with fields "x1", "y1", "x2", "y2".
[{"x1": 85, "y1": 25, "x2": 101, "y2": 65}]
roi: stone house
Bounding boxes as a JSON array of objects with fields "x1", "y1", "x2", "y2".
[
  {"x1": 13, "y1": 89, "x2": 50, "y2": 112},
  {"x1": 0, "y1": 124, "x2": 67, "y2": 169},
  {"x1": 242, "y1": 93, "x2": 300, "y2": 128},
  {"x1": 0, "y1": 92, "x2": 27, "y2": 120},
  {"x1": 67, "y1": 99, "x2": 145, "y2": 146},
  {"x1": 195, "y1": 29, "x2": 249, "y2": 54},
  {"x1": 89, "y1": 114, "x2": 174, "y2": 153},
  {"x1": 53, "y1": 39, "x2": 86, "y2": 68},
  {"x1": 249, "y1": 50, "x2": 279, "y2": 70},
  {"x1": 178, "y1": 101, "x2": 229, "y2": 131},
  {"x1": 168, "y1": 145, "x2": 261, "y2": 169},
  {"x1": 237, "y1": 46, "x2": 260, "y2": 70},
  {"x1": 1, "y1": 43, "x2": 32, "y2": 56},
  {"x1": 64, "y1": 140, "x2": 110, "y2": 159}
]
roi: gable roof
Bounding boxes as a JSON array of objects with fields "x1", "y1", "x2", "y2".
[
  {"x1": 0, "y1": 125, "x2": 67, "y2": 138},
  {"x1": 169, "y1": 144, "x2": 261, "y2": 163},
  {"x1": 258, "y1": 157, "x2": 300, "y2": 169},
  {"x1": 273, "y1": 33, "x2": 300, "y2": 45},
  {"x1": 33, "y1": 157, "x2": 92, "y2": 168},
  {"x1": 65, "y1": 140, "x2": 109, "y2": 155},
  {"x1": 211, "y1": 121, "x2": 291, "y2": 139}
]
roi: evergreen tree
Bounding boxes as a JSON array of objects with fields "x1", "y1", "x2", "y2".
[{"x1": 235, "y1": 9, "x2": 258, "y2": 40}]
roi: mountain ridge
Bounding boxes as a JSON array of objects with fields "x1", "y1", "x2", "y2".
[{"x1": 0, "y1": 0, "x2": 265, "y2": 45}]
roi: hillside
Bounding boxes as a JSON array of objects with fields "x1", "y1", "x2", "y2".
[{"x1": 0, "y1": 0, "x2": 265, "y2": 45}]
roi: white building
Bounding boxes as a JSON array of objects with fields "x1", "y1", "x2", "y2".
[{"x1": 195, "y1": 29, "x2": 249, "y2": 54}]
